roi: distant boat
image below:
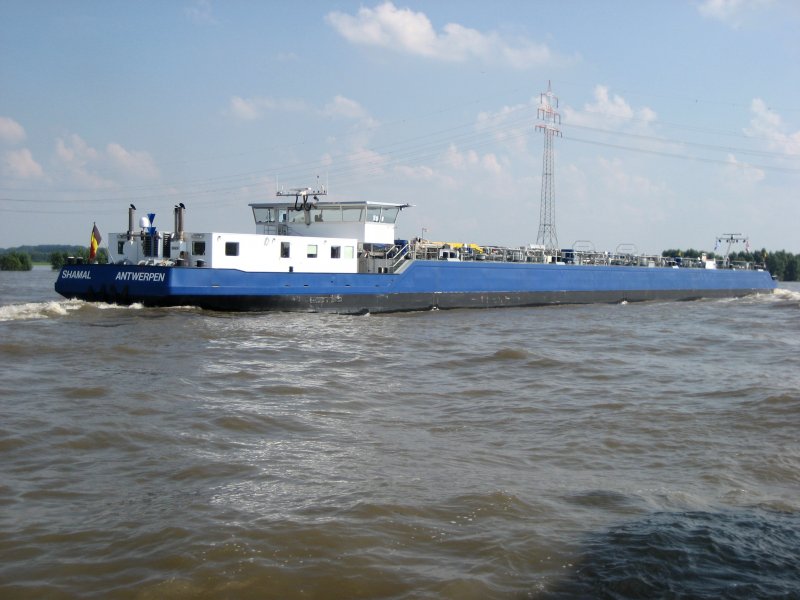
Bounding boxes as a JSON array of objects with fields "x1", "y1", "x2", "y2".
[{"x1": 55, "y1": 191, "x2": 775, "y2": 313}]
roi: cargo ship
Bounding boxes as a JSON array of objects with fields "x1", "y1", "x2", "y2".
[{"x1": 54, "y1": 190, "x2": 776, "y2": 313}]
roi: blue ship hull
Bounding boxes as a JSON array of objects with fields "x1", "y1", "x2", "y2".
[{"x1": 55, "y1": 261, "x2": 776, "y2": 314}]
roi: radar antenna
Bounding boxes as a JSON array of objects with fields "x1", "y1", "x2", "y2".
[
  {"x1": 276, "y1": 178, "x2": 327, "y2": 212},
  {"x1": 715, "y1": 233, "x2": 750, "y2": 267}
]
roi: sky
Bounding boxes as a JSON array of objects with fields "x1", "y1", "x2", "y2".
[{"x1": 1, "y1": 0, "x2": 799, "y2": 254}]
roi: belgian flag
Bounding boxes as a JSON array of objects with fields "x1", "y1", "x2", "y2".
[{"x1": 89, "y1": 223, "x2": 102, "y2": 262}]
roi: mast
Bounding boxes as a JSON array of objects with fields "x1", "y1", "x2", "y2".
[{"x1": 535, "y1": 81, "x2": 562, "y2": 253}]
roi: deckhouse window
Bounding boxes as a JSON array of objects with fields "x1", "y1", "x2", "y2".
[
  {"x1": 331, "y1": 246, "x2": 341, "y2": 259},
  {"x1": 343, "y1": 246, "x2": 354, "y2": 259},
  {"x1": 322, "y1": 207, "x2": 342, "y2": 221},
  {"x1": 342, "y1": 207, "x2": 363, "y2": 222},
  {"x1": 225, "y1": 242, "x2": 239, "y2": 256},
  {"x1": 193, "y1": 241, "x2": 206, "y2": 255},
  {"x1": 253, "y1": 207, "x2": 275, "y2": 223},
  {"x1": 280, "y1": 242, "x2": 290, "y2": 258},
  {"x1": 381, "y1": 207, "x2": 399, "y2": 223},
  {"x1": 307, "y1": 244, "x2": 318, "y2": 258}
]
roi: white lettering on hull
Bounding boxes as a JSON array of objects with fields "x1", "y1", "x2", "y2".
[
  {"x1": 308, "y1": 295, "x2": 343, "y2": 304},
  {"x1": 115, "y1": 272, "x2": 166, "y2": 283},
  {"x1": 61, "y1": 270, "x2": 91, "y2": 279}
]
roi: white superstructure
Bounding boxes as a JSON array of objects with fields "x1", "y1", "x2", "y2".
[{"x1": 107, "y1": 197, "x2": 409, "y2": 274}]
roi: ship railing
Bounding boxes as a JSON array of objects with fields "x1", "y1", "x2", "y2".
[
  {"x1": 356, "y1": 242, "x2": 412, "y2": 274},
  {"x1": 390, "y1": 242, "x2": 412, "y2": 271},
  {"x1": 401, "y1": 242, "x2": 763, "y2": 270},
  {"x1": 261, "y1": 223, "x2": 292, "y2": 236}
]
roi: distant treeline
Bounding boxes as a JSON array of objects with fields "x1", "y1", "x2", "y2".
[
  {"x1": 662, "y1": 248, "x2": 798, "y2": 281},
  {"x1": 0, "y1": 245, "x2": 83, "y2": 264},
  {"x1": 0, "y1": 245, "x2": 108, "y2": 271}
]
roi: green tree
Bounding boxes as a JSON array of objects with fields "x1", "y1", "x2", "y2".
[
  {"x1": 49, "y1": 247, "x2": 108, "y2": 269},
  {"x1": 50, "y1": 251, "x2": 68, "y2": 270},
  {"x1": 766, "y1": 251, "x2": 787, "y2": 281},
  {"x1": 784, "y1": 254, "x2": 799, "y2": 281},
  {"x1": 0, "y1": 251, "x2": 33, "y2": 271}
]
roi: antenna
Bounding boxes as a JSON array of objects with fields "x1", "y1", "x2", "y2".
[
  {"x1": 535, "y1": 80, "x2": 562, "y2": 253},
  {"x1": 276, "y1": 181, "x2": 328, "y2": 212},
  {"x1": 716, "y1": 233, "x2": 748, "y2": 267}
]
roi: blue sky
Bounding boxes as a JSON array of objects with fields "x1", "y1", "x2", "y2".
[{"x1": 1, "y1": 0, "x2": 799, "y2": 254}]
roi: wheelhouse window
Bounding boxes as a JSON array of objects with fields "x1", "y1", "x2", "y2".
[
  {"x1": 321, "y1": 206, "x2": 342, "y2": 221},
  {"x1": 117, "y1": 241, "x2": 125, "y2": 253},
  {"x1": 280, "y1": 242, "x2": 290, "y2": 258},
  {"x1": 225, "y1": 242, "x2": 239, "y2": 256},
  {"x1": 192, "y1": 241, "x2": 206, "y2": 255},
  {"x1": 331, "y1": 245, "x2": 341, "y2": 259},
  {"x1": 307, "y1": 244, "x2": 318, "y2": 258},
  {"x1": 381, "y1": 207, "x2": 400, "y2": 223},
  {"x1": 252, "y1": 206, "x2": 276, "y2": 223},
  {"x1": 342, "y1": 207, "x2": 363, "y2": 222}
]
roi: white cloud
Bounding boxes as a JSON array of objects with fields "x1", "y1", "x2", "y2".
[
  {"x1": 185, "y1": 0, "x2": 216, "y2": 25},
  {"x1": 56, "y1": 135, "x2": 113, "y2": 189},
  {"x1": 745, "y1": 98, "x2": 800, "y2": 156},
  {"x1": 443, "y1": 143, "x2": 479, "y2": 170},
  {"x1": 323, "y1": 95, "x2": 369, "y2": 120},
  {"x1": 0, "y1": 116, "x2": 26, "y2": 144},
  {"x1": 326, "y1": 2, "x2": 553, "y2": 69},
  {"x1": 476, "y1": 102, "x2": 532, "y2": 154},
  {"x1": 55, "y1": 134, "x2": 158, "y2": 188},
  {"x1": 228, "y1": 95, "x2": 310, "y2": 120},
  {"x1": 346, "y1": 147, "x2": 388, "y2": 170},
  {"x1": 106, "y1": 143, "x2": 159, "y2": 179},
  {"x1": 322, "y1": 95, "x2": 380, "y2": 134},
  {"x1": 394, "y1": 164, "x2": 435, "y2": 180},
  {"x1": 724, "y1": 153, "x2": 766, "y2": 186},
  {"x1": 598, "y1": 157, "x2": 665, "y2": 197},
  {"x1": 56, "y1": 134, "x2": 98, "y2": 165},
  {"x1": 230, "y1": 96, "x2": 261, "y2": 120},
  {"x1": 393, "y1": 163, "x2": 458, "y2": 189},
  {"x1": 564, "y1": 85, "x2": 657, "y2": 131},
  {"x1": 697, "y1": 0, "x2": 772, "y2": 27},
  {"x1": 441, "y1": 143, "x2": 506, "y2": 177},
  {"x1": 2, "y1": 148, "x2": 44, "y2": 179},
  {"x1": 481, "y1": 153, "x2": 503, "y2": 175}
]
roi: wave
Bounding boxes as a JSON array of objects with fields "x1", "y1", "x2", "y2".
[
  {"x1": 0, "y1": 299, "x2": 81, "y2": 322},
  {"x1": 0, "y1": 299, "x2": 145, "y2": 322},
  {"x1": 773, "y1": 287, "x2": 800, "y2": 303}
]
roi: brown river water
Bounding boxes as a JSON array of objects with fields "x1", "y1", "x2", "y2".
[{"x1": 1, "y1": 267, "x2": 799, "y2": 599}]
